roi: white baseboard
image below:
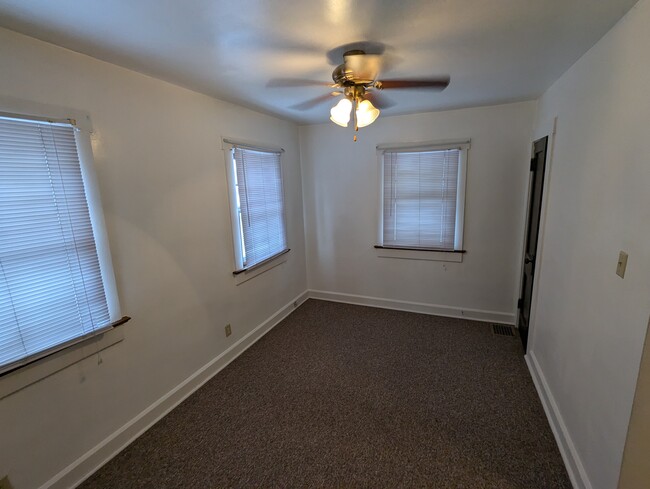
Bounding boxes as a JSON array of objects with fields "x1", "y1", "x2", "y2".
[
  {"x1": 525, "y1": 351, "x2": 592, "y2": 489},
  {"x1": 308, "y1": 289, "x2": 515, "y2": 325},
  {"x1": 41, "y1": 290, "x2": 310, "y2": 489}
]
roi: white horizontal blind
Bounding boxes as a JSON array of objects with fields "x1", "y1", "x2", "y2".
[
  {"x1": 0, "y1": 116, "x2": 110, "y2": 372},
  {"x1": 233, "y1": 146, "x2": 287, "y2": 268},
  {"x1": 383, "y1": 149, "x2": 460, "y2": 250}
]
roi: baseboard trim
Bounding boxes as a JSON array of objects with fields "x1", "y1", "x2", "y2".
[
  {"x1": 308, "y1": 289, "x2": 515, "y2": 324},
  {"x1": 525, "y1": 351, "x2": 592, "y2": 489},
  {"x1": 41, "y1": 290, "x2": 310, "y2": 489}
]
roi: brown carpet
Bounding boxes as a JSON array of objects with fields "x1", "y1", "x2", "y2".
[{"x1": 80, "y1": 299, "x2": 571, "y2": 488}]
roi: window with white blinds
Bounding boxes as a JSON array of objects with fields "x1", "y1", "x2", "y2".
[
  {"x1": 0, "y1": 114, "x2": 117, "y2": 374},
  {"x1": 380, "y1": 143, "x2": 468, "y2": 251},
  {"x1": 227, "y1": 144, "x2": 288, "y2": 272}
]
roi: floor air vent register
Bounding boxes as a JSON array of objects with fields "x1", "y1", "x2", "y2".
[{"x1": 492, "y1": 324, "x2": 516, "y2": 337}]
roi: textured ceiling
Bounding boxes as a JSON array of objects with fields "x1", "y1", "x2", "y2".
[{"x1": 0, "y1": 0, "x2": 639, "y2": 123}]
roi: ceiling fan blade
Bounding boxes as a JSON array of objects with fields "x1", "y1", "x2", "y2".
[
  {"x1": 365, "y1": 91, "x2": 396, "y2": 109},
  {"x1": 290, "y1": 92, "x2": 340, "y2": 111},
  {"x1": 268, "y1": 78, "x2": 335, "y2": 88},
  {"x1": 376, "y1": 77, "x2": 450, "y2": 90}
]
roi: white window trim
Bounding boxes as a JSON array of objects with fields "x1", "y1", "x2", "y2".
[
  {"x1": 374, "y1": 246, "x2": 464, "y2": 263},
  {"x1": 233, "y1": 251, "x2": 289, "y2": 286},
  {"x1": 0, "y1": 98, "x2": 124, "y2": 395},
  {"x1": 0, "y1": 327, "x2": 124, "y2": 400},
  {"x1": 74, "y1": 119, "x2": 122, "y2": 321},
  {"x1": 376, "y1": 139, "x2": 470, "y2": 256},
  {"x1": 221, "y1": 137, "x2": 289, "y2": 277}
]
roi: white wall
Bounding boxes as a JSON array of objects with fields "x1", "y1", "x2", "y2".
[
  {"x1": 5, "y1": 1, "x2": 649, "y2": 485},
  {"x1": 0, "y1": 28, "x2": 307, "y2": 489},
  {"x1": 528, "y1": 1, "x2": 650, "y2": 487},
  {"x1": 300, "y1": 101, "x2": 537, "y2": 321}
]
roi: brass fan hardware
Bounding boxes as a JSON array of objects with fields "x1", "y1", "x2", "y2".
[{"x1": 269, "y1": 44, "x2": 451, "y2": 141}]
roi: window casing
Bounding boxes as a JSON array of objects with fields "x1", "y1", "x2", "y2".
[
  {"x1": 0, "y1": 113, "x2": 121, "y2": 375},
  {"x1": 224, "y1": 141, "x2": 288, "y2": 273},
  {"x1": 378, "y1": 141, "x2": 469, "y2": 252}
]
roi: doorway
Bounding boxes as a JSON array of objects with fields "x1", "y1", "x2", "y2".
[{"x1": 518, "y1": 136, "x2": 548, "y2": 351}]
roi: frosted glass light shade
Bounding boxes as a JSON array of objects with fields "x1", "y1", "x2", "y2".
[
  {"x1": 330, "y1": 98, "x2": 352, "y2": 127},
  {"x1": 356, "y1": 99, "x2": 380, "y2": 128}
]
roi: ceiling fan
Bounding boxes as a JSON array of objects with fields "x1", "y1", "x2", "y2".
[{"x1": 269, "y1": 44, "x2": 450, "y2": 140}]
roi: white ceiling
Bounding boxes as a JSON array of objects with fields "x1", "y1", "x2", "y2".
[{"x1": 0, "y1": 0, "x2": 638, "y2": 124}]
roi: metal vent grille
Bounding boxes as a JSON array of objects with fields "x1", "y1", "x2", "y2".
[{"x1": 492, "y1": 324, "x2": 516, "y2": 337}]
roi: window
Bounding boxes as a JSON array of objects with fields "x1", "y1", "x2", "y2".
[
  {"x1": 378, "y1": 141, "x2": 469, "y2": 251},
  {"x1": 0, "y1": 113, "x2": 121, "y2": 375},
  {"x1": 224, "y1": 141, "x2": 288, "y2": 273}
]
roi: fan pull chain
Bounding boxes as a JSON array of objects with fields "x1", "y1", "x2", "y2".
[{"x1": 353, "y1": 98, "x2": 358, "y2": 142}]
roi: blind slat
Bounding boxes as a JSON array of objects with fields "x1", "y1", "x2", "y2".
[
  {"x1": 233, "y1": 147, "x2": 287, "y2": 269},
  {"x1": 383, "y1": 149, "x2": 460, "y2": 250},
  {"x1": 0, "y1": 116, "x2": 110, "y2": 370}
]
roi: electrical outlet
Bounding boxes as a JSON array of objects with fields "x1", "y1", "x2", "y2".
[
  {"x1": 0, "y1": 476, "x2": 15, "y2": 489},
  {"x1": 616, "y1": 251, "x2": 628, "y2": 279},
  {"x1": 225, "y1": 324, "x2": 232, "y2": 337}
]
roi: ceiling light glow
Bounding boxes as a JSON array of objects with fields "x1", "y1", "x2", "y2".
[
  {"x1": 355, "y1": 99, "x2": 380, "y2": 128},
  {"x1": 330, "y1": 98, "x2": 352, "y2": 127}
]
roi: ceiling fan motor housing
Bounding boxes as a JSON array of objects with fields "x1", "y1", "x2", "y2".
[
  {"x1": 332, "y1": 63, "x2": 350, "y2": 85},
  {"x1": 332, "y1": 50, "x2": 376, "y2": 86}
]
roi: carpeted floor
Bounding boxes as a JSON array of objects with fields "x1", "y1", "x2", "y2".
[{"x1": 80, "y1": 299, "x2": 571, "y2": 488}]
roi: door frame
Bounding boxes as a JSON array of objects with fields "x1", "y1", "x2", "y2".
[{"x1": 515, "y1": 116, "x2": 557, "y2": 352}]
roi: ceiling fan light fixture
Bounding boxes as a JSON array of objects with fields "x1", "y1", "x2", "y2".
[
  {"x1": 356, "y1": 99, "x2": 380, "y2": 128},
  {"x1": 330, "y1": 98, "x2": 352, "y2": 127}
]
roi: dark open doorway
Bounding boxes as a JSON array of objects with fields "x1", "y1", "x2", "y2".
[{"x1": 518, "y1": 136, "x2": 548, "y2": 351}]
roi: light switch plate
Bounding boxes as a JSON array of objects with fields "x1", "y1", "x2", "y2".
[{"x1": 616, "y1": 251, "x2": 628, "y2": 278}]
